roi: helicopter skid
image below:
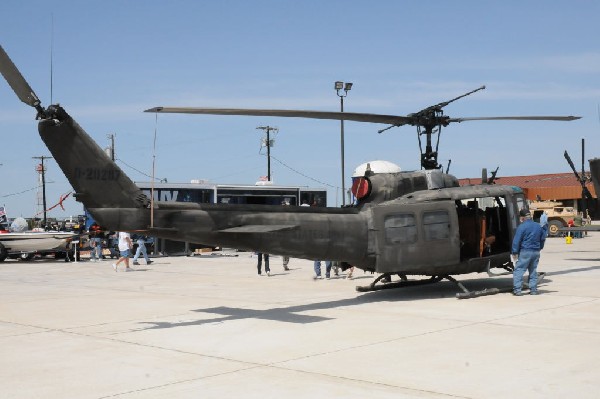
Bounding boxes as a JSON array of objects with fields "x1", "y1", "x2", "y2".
[
  {"x1": 355, "y1": 274, "x2": 443, "y2": 292},
  {"x1": 455, "y1": 272, "x2": 546, "y2": 299},
  {"x1": 356, "y1": 272, "x2": 546, "y2": 298}
]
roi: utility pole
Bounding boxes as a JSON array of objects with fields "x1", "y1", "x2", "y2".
[
  {"x1": 32, "y1": 155, "x2": 52, "y2": 228},
  {"x1": 106, "y1": 133, "x2": 115, "y2": 161},
  {"x1": 256, "y1": 126, "x2": 278, "y2": 181}
]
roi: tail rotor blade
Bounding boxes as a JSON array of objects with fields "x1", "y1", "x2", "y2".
[{"x1": 0, "y1": 45, "x2": 42, "y2": 110}]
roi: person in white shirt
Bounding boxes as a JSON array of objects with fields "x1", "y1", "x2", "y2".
[{"x1": 112, "y1": 231, "x2": 133, "y2": 272}]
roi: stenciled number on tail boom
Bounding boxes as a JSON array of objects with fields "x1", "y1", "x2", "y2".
[{"x1": 74, "y1": 167, "x2": 121, "y2": 181}]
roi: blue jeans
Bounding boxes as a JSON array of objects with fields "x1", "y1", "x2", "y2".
[
  {"x1": 133, "y1": 239, "x2": 149, "y2": 262},
  {"x1": 314, "y1": 260, "x2": 332, "y2": 278},
  {"x1": 513, "y1": 250, "x2": 540, "y2": 293},
  {"x1": 91, "y1": 237, "x2": 102, "y2": 260}
]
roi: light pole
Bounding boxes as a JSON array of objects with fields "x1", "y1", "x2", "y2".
[{"x1": 335, "y1": 81, "x2": 353, "y2": 206}]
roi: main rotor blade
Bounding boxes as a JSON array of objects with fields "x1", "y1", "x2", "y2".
[
  {"x1": 0, "y1": 45, "x2": 41, "y2": 108},
  {"x1": 564, "y1": 150, "x2": 583, "y2": 181},
  {"x1": 449, "y1": 116, "x2": 581, "y2": 122},
  {"x1": 145, "y1": 107, "x2": 412, "y2": 125}
]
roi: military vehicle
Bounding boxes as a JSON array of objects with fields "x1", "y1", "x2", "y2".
[
  {"x1": 529, "y1": 200, "x2": 578, "y2": 236},
  {"x1": 0, "y1": 44, "x2": 580, "y2": 298}
]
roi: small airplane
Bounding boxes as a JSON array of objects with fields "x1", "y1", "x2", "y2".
[{"x1": 0, "y1": 44, "x2": 580, "y2": 298}]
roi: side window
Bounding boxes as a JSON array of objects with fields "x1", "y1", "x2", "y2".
[
  {"x1": 384, "y1": 213, "x2": 417, "y2": 244},
  {"x1": 423, "y1": 210, "x2": 450, "y2": 240}
]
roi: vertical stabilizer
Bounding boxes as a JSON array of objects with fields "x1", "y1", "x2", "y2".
[{"x1": 38, "y1": 105, "x2": 150, "y2": 210}]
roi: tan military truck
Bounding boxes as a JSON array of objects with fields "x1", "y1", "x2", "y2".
[{"x1": 529, "y1": 201, "x2": 579, "y2": 237}]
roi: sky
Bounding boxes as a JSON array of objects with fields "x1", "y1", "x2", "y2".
[{"x1": 1, "y1": 0, "x2": 599, "y2": 218}]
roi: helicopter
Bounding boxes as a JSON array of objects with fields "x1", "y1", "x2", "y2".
[{"x1": 0, "y1": 44, "x2": 580, "y2": 298}]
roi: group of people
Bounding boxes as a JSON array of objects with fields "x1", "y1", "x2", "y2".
[
  {"x1": 111, "y1": 231, "x2": 153, "y2": 272},
  {"x1": 87, "y1": 223, "x2": 153, "y2": 272},
  {"x1": 256, "y1": 255, "x2": 353, "y2": 280}
]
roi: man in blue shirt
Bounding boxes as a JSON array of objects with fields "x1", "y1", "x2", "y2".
[{"x1": 511, "y1": 209, "x2": 546, "y2": 295}]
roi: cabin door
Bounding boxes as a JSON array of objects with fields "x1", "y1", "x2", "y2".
[{"x1": 373, "y1": 201, "x2": 460, "y2": 274}]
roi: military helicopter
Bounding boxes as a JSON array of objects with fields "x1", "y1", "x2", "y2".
[{"x1": 0, "y1": 44, "x2": 580, "y2": 298}]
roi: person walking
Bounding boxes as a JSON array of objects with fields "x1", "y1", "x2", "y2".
[
  {"x1": 132, "y1": 234, "x2": 153, "y2": 265},
  {"x1": 511, "y1": 209, "x2": 546, "y2": 296},
  {"x1": 257, "y1": 252, "x2": 270, "y2": 276},
  {"x1": 112, "y1": 231, "x2": 133, "y2": 272},
  {"x1": 281, "y1": 200, "x2": 291, "y2": 271},
  {"x1": 89, "y1": 222, "x2": 104, "y2": 262},
  {"x1": 313, "y1": 260, "x2": 332, "y2": 279},
  {"x1": 282, "y1": 255, "x2": 290, "y2": 271}
]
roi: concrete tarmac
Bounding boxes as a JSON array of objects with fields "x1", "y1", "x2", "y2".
[{"x1": 1, "y1": 234, "x2": 599, "y2": 398}]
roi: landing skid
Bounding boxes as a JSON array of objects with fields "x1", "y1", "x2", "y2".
[
  {"x1": 356, "y1": 274, "x2": 443, "y2": 292},
  {"x1": 356, "y1": 271, "x2": 546, "y2": 299}
]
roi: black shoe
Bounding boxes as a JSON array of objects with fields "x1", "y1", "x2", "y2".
[
  {"x1": 132, "y1": 261, "x2": 140, "y2": 265},
  {"x1": 147, "y1": 260, "x2": 153, "y2": 264},
  {"x1": 512, "y1": 291, "x2": 523, "y2": 296}
]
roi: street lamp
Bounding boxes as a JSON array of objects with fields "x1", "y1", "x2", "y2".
[{"x1": 335, "y1": 81, "x2": 353, "y2": 206}]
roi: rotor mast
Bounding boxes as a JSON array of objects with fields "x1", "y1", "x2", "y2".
[{"x1": 412, "y1": 85, "x2": 486, "y2": 170}]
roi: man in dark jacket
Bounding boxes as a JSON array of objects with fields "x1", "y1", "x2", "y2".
[{"x1": 511, "y1": 209, "x2": 546, "y2": 295}]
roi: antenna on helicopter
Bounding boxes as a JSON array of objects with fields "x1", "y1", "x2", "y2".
[{"x1": 445, "y1": 159, "x2": 451, "y2": 174}]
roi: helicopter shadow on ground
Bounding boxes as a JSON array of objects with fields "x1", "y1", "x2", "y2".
[
  {"x1": 136, "y1": 276, "x2": 517, "y2": 331},
  {"x1": 545, "y1": 264, "x2": 600, "y2": 276}
]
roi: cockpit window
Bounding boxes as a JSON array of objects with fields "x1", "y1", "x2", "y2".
[
  {"x1": 423, "y1": 210, "x2": 450, "y2": 240},
  {"x1": 385, "y1": 213, "x2": 417, "y2": 244}
]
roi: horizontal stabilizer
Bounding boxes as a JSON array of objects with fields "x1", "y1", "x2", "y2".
[{"x1": 219, "y1": 224, "x2": 298, "y2": 233}]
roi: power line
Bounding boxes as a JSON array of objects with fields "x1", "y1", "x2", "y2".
[
  {"x1": 1, "y1": 185, "x2": 39, "y2": 198},
  {"x1": 268, "y1": 154, "x2": 339, "y2": 189},
  {"x1": 116, "y1": 158, "x2": 167, "y2": 182}
]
